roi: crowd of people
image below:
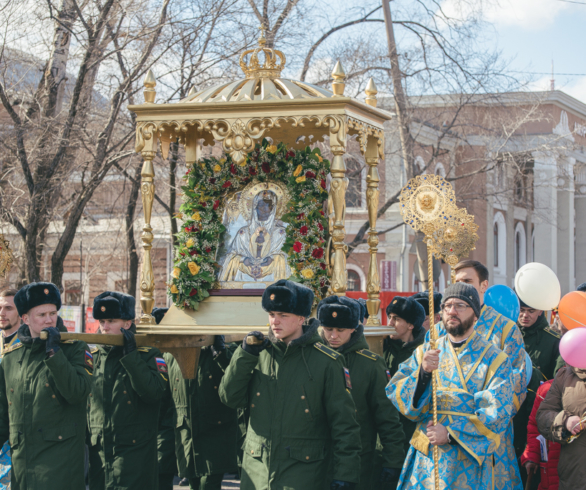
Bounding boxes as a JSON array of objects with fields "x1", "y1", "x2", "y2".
[{"x1": 0, "y1": 258, "x2": 583, "y2": 489}]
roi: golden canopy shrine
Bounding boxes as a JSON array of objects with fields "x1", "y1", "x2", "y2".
[{"x1": 127, "y1": 31, "x2": 395, "y2": 377}]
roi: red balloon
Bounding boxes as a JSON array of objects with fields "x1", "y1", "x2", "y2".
[{"x1": 558, "y1": 291, "x2": 586, "y2": 330}]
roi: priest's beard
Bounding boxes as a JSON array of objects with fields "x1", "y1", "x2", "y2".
[{"x1": 445, "y1": 315, "x2": 475, "y2": 338}]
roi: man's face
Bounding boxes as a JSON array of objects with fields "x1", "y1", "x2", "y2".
[
  {"x1": 322, "y1": 327, "x2": 354, "y2": 349},
  {"x1": 99, "y1": 318, "x2": 132, "y2": 334},
  {"x1": 268, "y1": 311, "x2": 304, "y2": 343},
  {"x1": 455, "y1": 268, "x2": 488, "y2": 301},
  {"x1": 22, "y1": 304, "x2": 58, "y2": 338},
  {"x1": 518, "y1": 307, "x2": 543, "y2": 328},
  {"x1": 0, "y1": 296, "x2": 20, "y2": 334},
  {"x1": 442, "y1": 299, "x2": 477, "y2": 338},
  {"x1": 256, "y1": 200, "x2": 272, "y2": 222},
  {"x1": 420, "y1": 312, "x2": 441, "y2": 332},
  {"x1": 388, "y1": 314, "x2": 414, "y2": 341}
]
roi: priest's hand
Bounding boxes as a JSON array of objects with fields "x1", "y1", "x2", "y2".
[
  {"x1": 566, "y1": 415, "x2": 582, "y2": 435},
  {"x1": 426, "y1": 421, "x2": 449, "y2": 445},
  {"x1": 422, "y1": 349, "x2": 440, "y2": 373},
  {"x1": 242, "y1": 257, "x2": 254, "y2": 267},
  {"x1": 261, "y1": 256, "x2": 273, "y2": 267}
]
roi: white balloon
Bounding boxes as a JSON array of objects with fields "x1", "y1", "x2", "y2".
[{"x1": 514, "y1": 262, "x2": 561, "y2": 310}]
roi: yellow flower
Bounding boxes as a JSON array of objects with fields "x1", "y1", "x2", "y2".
[
  {"x1": 199, "y1": 162, "x2": 205, "y2": 169},
  {"x1": 191, "y1": 212, "x2": 201, "y2": 221},
  {"x1": 188, "y1": 262, "x2": 200, "y2": 275},
  {"x1": 186, "y1": 238, "x2": 194, "y2": 248},
  {"x1": 213, "y1": 164, "x2": 221, "y2": 172},
  {"x1": 296, "y1": 176, "x2": 306, "y2": 183},
  {"x1": 293, "y1": 165, "x2": 303, "y2": 177},
  {"x1": 301, "y1": 268, "x2": 314, "y2": 279},
  {"x1": 173, "y1": 212, "x2": 183, "y2": 219},
  {"x1": 267, "y1": 145, "x2": 278, "y2": 154},
  {"x1": 317, "y1": 155, "x2": 323, "y2": 163},
  {"x1": 172, "y1": 267, "x2": 181, "y2": 279},
  {"x1": 238, "y1": 160, "x2": 247, "y2": 167},
  {"x1": 219, "y1": 158, "x2": 227, "y2": 164},
  {"x1": 170, "y1": 284, "x2": 179, "y2": 294}
]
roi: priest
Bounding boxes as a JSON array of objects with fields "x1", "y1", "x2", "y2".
[{"x1": 387, "y1": 283, "x2": 514, "y2": 489}]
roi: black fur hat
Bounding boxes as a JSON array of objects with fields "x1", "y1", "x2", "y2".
[
  {"x1": 386, "y1": 296, "x2": 425, "y2": 330},
  {"x1": 317, "y1": 295, "x2": 360, "y2": 330},
  {"x1": 357, "y1": 298, "x2": 369, "y2": 320},
  {"x1": 152, "y1": 307, "x2": 168, "y2": 325},
  {"x1": 412, "y1": 291, "x2": 442, "y2": 315},
  {"x1": 14, "y1": 282, "x2": 62, "y2": 316},
  {"x1": 93, "y1": 291, "x2": 136, "y2": 321},
  {"x1": 577, "y1": 282, "x2": 586, "y2": 293},
  {"x1": 262, "y1": 279, "x2": 314, "y2": 317}
]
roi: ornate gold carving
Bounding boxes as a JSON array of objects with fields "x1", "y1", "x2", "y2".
[
  {"x1": 365, "y1": 150, "x2": 381, "y2": 326},
  {"x1": 238, "y1": 180, "x2": 290, "y2": 220},
  {"x1": 331, "y1": 61, "x2": 346, "y2": 97},
  {"x1": 143, "y1": 70, "x2": 156, "y2": 104},
  {"x1": 239, "y1": 27, "x2": 286, "y2": 79},
  {"x1": 365, "y1": 78, "x2": 378, "y2": 107},
  {"x1": 0, "y1": 235, "x2": 15, "y2": 278},
  {"x1": 139, "y1": 151, "x2": 156, "y2": 325}
]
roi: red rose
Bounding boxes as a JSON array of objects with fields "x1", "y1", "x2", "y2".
[
  {"x1": 249, "y1": 167, "x2": 257, "y2": 175},
  {"x1": 209, "y1": 178, "x2": 216, "y2": 184},
  {"x1": 185, "y1": 169, "x2": 190, "y2": 175},
  {"x1": 293, "y1": 241, "x2": 302, "y2": 253},
  {"x1": 184, "y1": 226, "x2": 191, "y2": 233},
  {"x1": 320, "y1": 179, "x2": 326, "y2": 190},
  {"x1": 205, "y1": 247, "x2": 212, "y2": 253},
  {"x1": 305, "y1": 171, "x2": 316, "y2": 179},
  {"x1": 261, "y1": 162, "x2": 271, "y2": 173},
  {"x1": 230, "y1": 164, "x2": 237, "y2": 175},
  {"x1": 286, "y1": 150, "x2": 295, "y2": 159},
  {"x1": 200, "y1": 201, "x2": 207, "y2": 208},
  {"x1": 319, "y1": 210, "x2": 325, "y2": 216},
  {"x1": 180, "y1": 252, "x2": 185, "y2": 256},
  {"x1": 312, "y1": 248, "x2": 324, "y2": 259},
  {"x1": 189, "y1": 288, "x2": 198, "y2": 297},
  {"x1": 317, "y1": 222, "x2": 324, "y2": 231},
  {"x1": 213, "y1": 200, "x2": 220, "y2": 210},
  {"x1": 222, "y1": 181, "x2": 232, "y2": 188},
  {"x1": 189, "y1": 249, "x2": 198, "y2": 256},
  {"x1": 320, "y1": 262, "x2": 326, "y2": 270},
  {"x1": 299, "y1": 226, "x2": 308, "y2": 236},
  {"x1": 297, "y1": 213, "x2": 305, "y2": 220}
]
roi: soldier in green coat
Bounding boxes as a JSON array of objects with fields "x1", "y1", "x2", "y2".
[
  {"x1": 382, "y1": 296, "x2": 426, "y2": 455},
  {"x1": 318, "y1": 295, "x2": 405, "y2": 490},
  {"x1": 513, "y1": 297, "x2": 561, "y2": 476},
  {"x1": 0, "y1": 282, "x2": 92, "y2": 489},
  {"x1": 219, "y1": 279, "x2": 362, "y2": 490},
  {"x1": 87, "y1": 292, "x2": 168, "y2": 490}
]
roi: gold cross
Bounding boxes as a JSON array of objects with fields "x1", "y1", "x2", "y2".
[{"x1": 258, "y1": 24, "x2": 267, "y2": 45}]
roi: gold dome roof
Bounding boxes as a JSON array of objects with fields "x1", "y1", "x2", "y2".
[{"x1": 180, "y1": 29, "x2": 335, "y2": 104}]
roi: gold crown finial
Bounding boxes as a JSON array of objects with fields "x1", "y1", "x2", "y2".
[
  {"x1": 331, "y1": 61, "x2": 346, "y2": 97},
  {"x1": 365, "y1": 78, "x2": 378, "y2": 107},
  {"x1": 239, "y1": 28, "x2": 286, "y2": 79},
  {"x1": 143, "y1": 69, "x2": 156, "y2": 104}
]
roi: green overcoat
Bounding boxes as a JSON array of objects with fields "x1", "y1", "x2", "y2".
[
  {"x1": 219, "y1": 320, "x2": 362, "y2": 490},
  {"x1": 87, "y1": 327, "x2": 168, "y2": 490},
  {"x1": 326, "y1": 326, "x2": 405, "y2": 489},
  {"x1": 157, "y1": 374, "x2": 177, "y2": 479},
  {"x1": 168, "y1": 346, "x2": 238, "y2": 480},
  {"x1": 0, "y1": 324, "x2": 92, "y2": 490},
  {"x1": 382, "y1": 331, "x2": 425, "y2": 454}
]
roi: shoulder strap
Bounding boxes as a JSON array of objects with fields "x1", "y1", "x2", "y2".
[
  {"x1": 544, "y1": 327, "x2": 561, "y2": 339},
  {"x1": 3, "y1": 343, "x2": 24, "y2": 354},
  {"x1": 137, "y1": 347, "x2": 152, "y2": 353},
  {"x1": 314, "y1": 342, "x2": 341, "y2": 360},
  {"x1": 356, "y1": 349, "x2": 378, "y2": 361}
]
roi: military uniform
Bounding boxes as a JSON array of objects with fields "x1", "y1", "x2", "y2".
[
  {"x1": 168, "y1": 344, "x2": 238, "y2": 490},
  {"x1": 0, "y1": 325, "x2": 92, "y2": 489},
  {"x1": 513, "y1": 314, "x2": 560, "y2": 459},
  {"x1": 322, "y1": 324, "x2": 405, "y2": 489},
  {"x1": 87, "y1": 292, "x2": 168, "y2": 490},
  {"x1": 0, "y1": 331, "x2": 19, "y2": 490},
  {"x1": 157, "y1": 379, "x2": 177, "y2": 490}
]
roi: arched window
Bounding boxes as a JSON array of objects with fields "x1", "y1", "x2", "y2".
[
  {"x1": 494, "y1": 223, "x2": 499, "y2": 267},
  {"x1": 347, "y1": 270, "x2": 361, "y2": 291},
  {"x1": 493, "y1": 212, "x2": 506, "y2": 277},
  {"x1": 514, "y1": 222, "x2": 527, "y2": 271},
  {"x1": 434, "y1": 162, "x2": 446, "y2": 178}
]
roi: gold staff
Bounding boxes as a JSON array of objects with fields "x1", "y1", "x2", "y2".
[{"x1": 399, "y1": 174, "x2": 456, "y2": 490}]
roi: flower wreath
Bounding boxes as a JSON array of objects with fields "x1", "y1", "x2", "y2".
[{"x1": 168, "y1": 139, "x2": 330, "y2": 310}]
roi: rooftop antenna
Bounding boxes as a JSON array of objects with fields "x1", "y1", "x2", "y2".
[{"x1": 550, "y1": 59, "x2": 555, "y2": 91}]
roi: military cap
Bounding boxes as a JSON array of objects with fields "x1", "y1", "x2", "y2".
[
  {"x1": 386, "y1": 296, "x2": 425, "y2": 330},
  {"x1": 357, "y1": 298, "x2": 369, "y2": 320},
  {"x1": 93, "y1": 291, "x2": 136, "y2": 320},
  {"x1": 14, "y1": 282, "x2": 61, "y2": 316},
  {"x1": 261, "y1": 279, "x2": 314, "y2": 317},
  {"x1": 412, "y1": 291, "x2": 442, "y2": 315},
  {"x1": 151, "y1": 307, "x2": 168, "y2": 325},
  {"x1": 317, "y1": 295, "x2": 360, "y2": 330},
  {"x1": 577, "y1": 282, "x2": 586, "y2": 293},
  {"x1": 442, "y1": 283, "x2": 481, "y2": 318}
]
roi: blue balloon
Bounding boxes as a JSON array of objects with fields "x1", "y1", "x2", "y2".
[
  {"x1": 484, "y1": 284, "x2": 520, "y2": 322},
  {"x1": 525, "y1": 351, "x2": 533, "y2": 383}
]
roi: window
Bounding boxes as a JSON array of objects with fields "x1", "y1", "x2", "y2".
[
  {"x1": 347, "y1": 270, "x2": 361, "y2": 291},
  {"x1": 494, "y1": 223, "x2": 499, "y2": 267},
  {"x1": 345, "y1": 155, "x2": 364, "y2": 208},
  {"x1": 514, "y1": 222, "x2": 526, "y2": 271},
  {"x1": 515, "y1": 232, "x2": 521, "y2": 271}
]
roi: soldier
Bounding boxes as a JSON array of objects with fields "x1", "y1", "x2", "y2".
[
  {"x1": 411, "y1": 291, "x2": 442, "y2": 332},
  {"x1": 87, "y1": 292, "x2": 168, "y2": 490},
  {"x1": 382, "y1": 296, "x2": 426, "y2": 455},
  {"x1": 0, "y1": 282, "x2": 92, "y2": 489},
  {"x1": 219, "y1": 279, "x2": 362, "y2": 490},
  {"x1": 318, "y1": 295, "x2": 405, "y2": 490}
]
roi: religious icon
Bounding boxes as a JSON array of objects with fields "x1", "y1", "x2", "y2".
[{"x1": 218, "y1": 181, "x2": 291, "y2": 286}]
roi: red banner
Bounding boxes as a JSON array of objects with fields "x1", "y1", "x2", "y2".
[
  {"x1": 85, "y1": 308, "x2": 100, "y2": 333},
  {"x1": 346, "y1": 291, "x2": 416, "y2": 326}
]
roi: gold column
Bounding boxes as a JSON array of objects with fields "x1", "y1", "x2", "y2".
[
  {"x1": 365, "y1": 139, "x2": 381, "y2": 325},
  {"x1": 139, "y1": 150, "x2": 156, "y2": 324}
]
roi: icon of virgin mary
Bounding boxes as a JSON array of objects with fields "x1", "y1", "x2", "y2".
[{"x1": 219, "y1": 190, "x2": 289, "y2": 282}]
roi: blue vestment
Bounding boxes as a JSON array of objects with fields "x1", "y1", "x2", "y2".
[
  {"x1": 388, "y1": 331, "x2": 514, "y2": 489},
  {"x1": 0, "y1": 334, "x2": 19, "y2": 490}
]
